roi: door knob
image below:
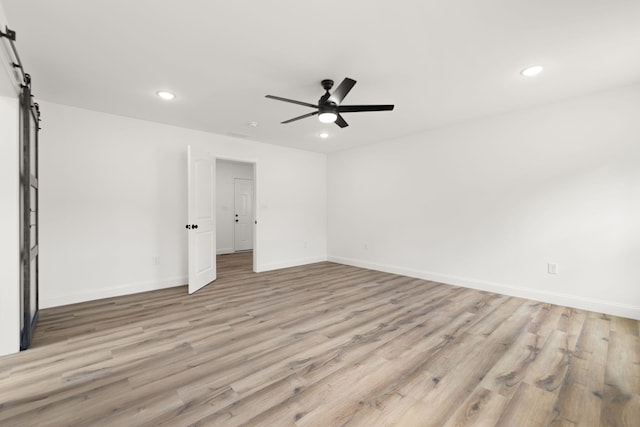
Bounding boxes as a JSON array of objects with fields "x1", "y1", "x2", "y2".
[
  {"x1": 185, "y1": 224, "x2": 198, "y2": 229},
  {"x1": 235, "y1": 219, "x2": 239, "y2": 222},
  {"x1": 193, "y1": 224, "x2": 198, "y2": 229},
  {"x1": 185, "y1": 224, "x2": 191, "y2": 229}
]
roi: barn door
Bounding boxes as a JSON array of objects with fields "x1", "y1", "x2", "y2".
[{"x1": 19, "y1": 75, "x2": 40, "y2": 350}]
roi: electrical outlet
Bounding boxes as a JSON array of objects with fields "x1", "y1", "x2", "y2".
[
  {"x1": 303, "y1": 241, "x2": 308, "y2": 249},
  {"x1": 363, "y1": 244, "x2": 369, "y2": 251},
  {"x1": 152, "y1": 256, "x2": 160, "y2": 266},
  {"x1": 547, "y1": 263, "x2": 558, "y2": 274}
]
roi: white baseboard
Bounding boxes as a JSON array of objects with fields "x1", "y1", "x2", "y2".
[
  {"x1": 328, "y1": 256, "x2": 640, "y2": 320},
  {"x1": 216, "y1": 248, "x2": 234, "y2": 255},
  {"x1": 40, "y1": 276, "x2": 187, "y2": 309},
  {"x1": 257, "y1": 256, "x2": 327, "y2": 273}
]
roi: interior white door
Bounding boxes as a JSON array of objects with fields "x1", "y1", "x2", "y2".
[
  {"x1": 234, "y1": 178, "x2": 254, "y2": 251},
  {"x1": 187, "y1": 146, "x2": 216, "y2": 294}
]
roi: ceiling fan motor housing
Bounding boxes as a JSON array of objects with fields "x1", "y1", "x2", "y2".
[{"x1": 319, "y1": 102, "x2": 337, "y2": 114}]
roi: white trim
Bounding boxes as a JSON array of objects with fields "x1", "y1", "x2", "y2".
[
  {"x1": 257, "y1": 256, "x2": 327, "y2": 273},
  {"x1": 328, "y1": 256, "x2": 640, "y2": 320},
  {"x1": 216, "y1": 247, "x2": 234, "y2": 255},
  {"x1": 40, "y1": 276, "x2": 187, "y2": 309}
]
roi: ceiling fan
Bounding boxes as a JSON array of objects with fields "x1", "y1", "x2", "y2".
[{"x1": 265, "y1": 78, "x2": 394, "y2": 128}]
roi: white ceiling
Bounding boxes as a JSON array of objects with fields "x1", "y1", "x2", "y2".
[{"x1": 3, "y1": 0, "x2": 640, "y2": 153}]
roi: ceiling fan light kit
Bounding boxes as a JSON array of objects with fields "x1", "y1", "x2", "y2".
[
  {"x1": 318, "y1": 112, "x2": 337, "y2": 123},
  {"x1": 266, "y1": 77, "x2": 394, "y2": 128}
]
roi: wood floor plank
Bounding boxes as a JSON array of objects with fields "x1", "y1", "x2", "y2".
[
  {"x1": 494, "y1": 382, "x2": 557, "y2": 427},
  {"x1": 196, "y1": 373, "x2": 308, "y2": 426},
  {"x1": 522, "y1": 329, "x2": 571, "y2": 393},
  {"x1": 0, "y1": 252, "x2": 637, "y2": 426},
  {"x1": 477, "y1": 331, "x2": 541, "y2": 398},
  {"x1": 556, "y1": 307, "x2": 587, "y2": 352},
  {"x1": 600, "y1": 328, "x2": 640, "y2": 426},
  {"x1": 549, "y1": 382, "x2": 603, "y2": 426},
  {"x1": 398, "y1": 301, "x2": 537, "y2": 426},
  {"x1": 441, "y1": 387, "x2": 508, "y2": 427}
]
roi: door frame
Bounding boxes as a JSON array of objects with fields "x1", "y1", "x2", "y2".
[{"x1": 215, "y1": 156, "x2": 258, "y2": 273}]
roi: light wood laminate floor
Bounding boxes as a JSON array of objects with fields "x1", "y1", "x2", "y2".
[{"x1": 0, "y1": 253, "x2": 638, "y2": 426}]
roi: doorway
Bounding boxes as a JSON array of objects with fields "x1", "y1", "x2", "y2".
[
  {"x1": 216, "y1": 159, "x2": 256, "y2": 271},
  {"x1": 187, "y1": 153, "x2": 257, "y2": 294}
]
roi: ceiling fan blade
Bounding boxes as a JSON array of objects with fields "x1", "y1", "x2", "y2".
[
  {"x1": 338, "y1": 104, "x2": 395, "y2": 113},
  {"x1": 335, "y1": 114, "x2": 349, "y2": 128},
  {"x1": 329, "y1": 78, "x2": 356, "y2": 104},
  {"x1": 281, "y1": 111, "x2": 318, "y2": 124},
  {"x1": 265, "y1": 95, "x2": 317, "y2": 109}
]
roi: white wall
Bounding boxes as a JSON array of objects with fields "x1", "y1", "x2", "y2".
[
  {"x1": 328, "y1": 84, "x2": 640, "y2": 320},
  {"x1": 0, "y1": 95, "x2": 20, "y2": 355},
  {"x1": 216, "y1": 159, "x2": 254, "y2": 254},
  {"x1": 0, "y1": 2, "x2": 22, "y2": 355},
  {"x1": 39, "y1": 101, "x2": 327, "y2": 308}
]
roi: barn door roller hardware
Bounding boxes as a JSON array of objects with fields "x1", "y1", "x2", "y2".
[
  {"x1": 0, "y1": 26, "x2": 16, "y2": 40},
  {"x1": 1, "y1": 26, "x2": 29, "y2": 87}
]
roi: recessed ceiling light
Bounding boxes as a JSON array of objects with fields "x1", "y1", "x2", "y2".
[
  {"x1": 520, "y1": 65, "x2": 544, "y2": 77},
  {"x1": 156, "y1": 91, "x2": 176, "y2": 100},
  {"x1": 319, "y1": 132, "x2": 329, "y2": 139},
  {"x1": 248, "y1": 121, "x2": 258, "y2": 127}
]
